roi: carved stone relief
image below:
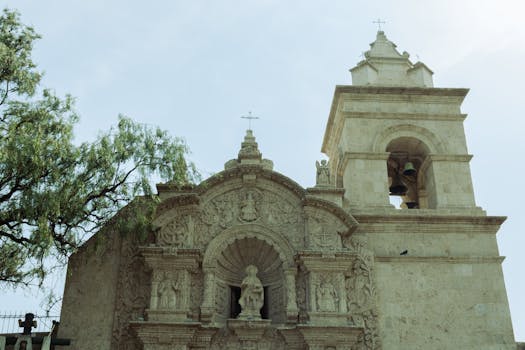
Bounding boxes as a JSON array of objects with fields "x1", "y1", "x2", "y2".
[
  {"x1": 239, "y1": 192, "x2": 259, "y2": 222},
  {"x1": 307, "y1": 212, "x2": 344, "y2": 250},
  {"x1": 111, "y1": 235, "x2": 151, "y2": 350},
  {"x1": 190, "y1": 270, "x2": 204, "y2": 320},
  {"x1": 199, "y1": 186, "x2": 303, "y2": 250},
  {"x1": 156, "y1": 271, "x2": 180, "y2": 310},
  {"x1": 157, "y1": 214, "x2": 196, "y2": 247},
  {"x1": 238, "y1": 265, "x2": 264, "y2": 319},
  {"x1": 267, "y1": 283, "x2": 286, "y2": 323},
  {"x1": 315, "y1": 159, "x2": 331, "y2": 186},
  {"x1": 296, "y1": 267, "x2": 309, "y2": 323},
  {"x1": 315, "y1": 277, "x2": 339, "y2": 312},
  {"x1": 210, "y1": 327, "x2": 241, "y2": 350},
  {"x1": 344, "y1": 237, "x2": 381, "y2": 350},
  {"x1": 215, "y1": 282, "x2": 230, "y2": 322},
  {"x1": 209, "y1": 327, "x2": 285, "y2": 350}
]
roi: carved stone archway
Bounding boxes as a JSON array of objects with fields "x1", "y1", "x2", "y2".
[{"x1": 200, "y1": 224, "x2": 297, "y2": 325}]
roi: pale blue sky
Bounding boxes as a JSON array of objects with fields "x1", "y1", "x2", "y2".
[{"x1": 1, "y1": 0, "x2": 524, "y2": 341}]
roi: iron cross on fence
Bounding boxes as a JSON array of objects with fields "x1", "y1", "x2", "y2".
[
  {"x1": 18, "y1": 313, "x2": 37, "y2": 335},
  {"x1": 241, "y1": 111, "x2": 259, "y2": 130},
  {"x1": 3, "y1": 313, "x2": 72, "y2": 347},
  {"x1": 373, "y1": 18, "x2": 386, "y2": 31}
]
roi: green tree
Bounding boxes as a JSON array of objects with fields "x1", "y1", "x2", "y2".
[{"x1": 0, "y1": 8, "x2": 197, "y2": 286}]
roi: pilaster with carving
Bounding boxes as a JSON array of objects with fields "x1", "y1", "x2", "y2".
[
  {"x1": 298, "y1": 252, "x2": 355, "y2": 326},
  {"x1": 341, "y1": 235, "x2": 382, "y2": 350},
  {"x1": 200, "y1": 269, "x2": 217, "y2": 323},
  {"x1": 284, "y1": 268, "x2": 299, "y2": 323},
  {"x1": 141, "y1": 247, "x2": 201, "y2": 322},
  {"x1": 110, "y1": 233, "x2": 151, "y2": 350}
]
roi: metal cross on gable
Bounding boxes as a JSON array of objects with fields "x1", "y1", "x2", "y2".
[
  {"x1": 241, "y1": 111, "x2": 259, "y2": 130},
  {"x1": 373, "y1": 18, "x2": 386, "y2": 31}
]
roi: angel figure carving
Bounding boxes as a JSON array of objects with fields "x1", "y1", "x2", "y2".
[{"x1": 316, "y1": 160, "x2": 331, "y2": 186}]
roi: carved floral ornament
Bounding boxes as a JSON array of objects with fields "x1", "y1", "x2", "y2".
[
  {"x1": 307, "y1": 213, "x2": 344, "y2": 250},
  {"x1": 202, "y1": 223, "x2": 296, "y2": 270},
  {"x1": 157, "y1": 215, "x2": 195, "y2": 247}
]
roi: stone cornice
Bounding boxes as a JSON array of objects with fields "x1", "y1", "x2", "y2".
[
  {"x1": 353, "y1": 215, "x2": 506, "y2": 235},
  {"x1": 341, "y1": 111, "x2": 467, "y2": 121},
  {"x1": 354, "y1": 214, "x2": 506, "y2": 225},
  {"x1": 322, "y1": 85, "x2": 469, "y2": 153},
  {"x1": 296, "y1": 251, "x2": 357, "y2": 271},
  {"x1": 140, "y1": 247, "x2": 202, "y2": 270},
  {"x1": 306, "y1": 187, "x2": 345, "y2": 195},
  {"x1": 375, "y1": 256, "x2": 505, "y2": 264},
  {"x1": 197, "y1": 165, "x2": 306, "y2": 199},
  {"x1": 343, "y1": 152, "x2": 390, "y2": 160},
  {"x1": 334, "y1": 85, "x2": 469, "y2": 97},
  {"x1": 428, "y1": 154, "x2": 473, "y2": 162},
  {"x1": 156, "y1": 193, "x2": 200, "y2": 214}
]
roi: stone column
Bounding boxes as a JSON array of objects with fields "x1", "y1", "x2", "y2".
[
  {"x1": 309, "y1": 272, "x2": 318, "y2": 312},
  {"x1": 285, "y1": 269, "x2": 299, "y2": 322},
  {"x1": 149, "y1": 273, "x2": 159, "y2": 310},
  {"x1": 179, "y1": 270, "x2": 190, "y2": 311},
  {"x1": 337, "y1": 274, "x2": 347, "y2": 313},
  {"x1": 200, "y1": 269, "x2": 216, "y2": 322}
]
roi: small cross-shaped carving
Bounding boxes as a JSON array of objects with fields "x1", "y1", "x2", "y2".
[
  {"x1": 373, "y1": 18, "x2": 386, "y2": 31},
  {"x1": 241, "y1": 111, "x2": 259, "y2": 130}
]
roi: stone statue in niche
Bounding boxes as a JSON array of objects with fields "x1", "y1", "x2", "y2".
[
  {"x1": 238, "y1": 265, "x2": 264, "y2": 319},
  {"x1": 315, "y1": 160, "x2": 331, "y2": 186},
  {"x1": 240, "y1": 192, "x2": 258, "y2": 222},
  {"x1": 157, "y1": 272, "x2": 179, "y2": 309},
  {"x1": 316, "y1": 280, "x2": 338, "y2": 312}
]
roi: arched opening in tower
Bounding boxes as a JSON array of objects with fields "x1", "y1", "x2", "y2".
[{"x1": 386, "y1": 137, "x2": 431, "y2": 209}]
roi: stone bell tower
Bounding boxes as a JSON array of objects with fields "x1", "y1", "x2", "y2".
[
  {"x1": 320, "y1": 31, "x2": 516, "y2": 349},
  {"x1": 323, "y1": 30, "x2": 478, "y2": 213}
]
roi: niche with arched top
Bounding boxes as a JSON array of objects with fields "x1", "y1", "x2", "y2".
[
  {"x1": 386, "y1": 137, "x2": 434, "y2": 209},
  {"x1": 213, "y1": 237, "x2": 286, "y2": 324}
]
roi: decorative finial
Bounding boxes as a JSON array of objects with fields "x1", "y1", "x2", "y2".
[
  {"x1": 241, "y1": 111, "x2": 259, "y2": 131},
  {"x1": 238, "y1": 129, "x2": 261, "y2": 161},
  {"x1": 373, "y1": 18, "x2": 386, "y2": 31}
]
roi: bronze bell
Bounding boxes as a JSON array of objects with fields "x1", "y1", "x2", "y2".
[
  {"x1": 403, "y1": 162, "x2": 417, "y2": 176},
  {"x1": 389, "y1": 173, "x2": 408, "y2": 195},
  {"x1": 405, "y1": 201, "x2": 419, "y2": 209}
]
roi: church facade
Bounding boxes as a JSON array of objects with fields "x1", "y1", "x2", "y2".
[{"x1": 57, "y1": 32, "x2": 517, "y2": 349}]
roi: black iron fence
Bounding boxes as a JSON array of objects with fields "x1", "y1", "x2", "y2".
[{"x1": 0, "y1": 312, "x2": 59, "y2": 334}]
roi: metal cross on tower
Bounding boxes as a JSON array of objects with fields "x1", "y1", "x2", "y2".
[
  {"x1": 241, "y1": 111, "x2": 259, "y2": 130},
  {"x1": 373, "y1": 18, "x2": 386, "y2": 31}
]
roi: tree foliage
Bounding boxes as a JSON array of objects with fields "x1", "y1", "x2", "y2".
[{"x1": 0, "y1": 9, "x2": 197, "y2": 286}]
